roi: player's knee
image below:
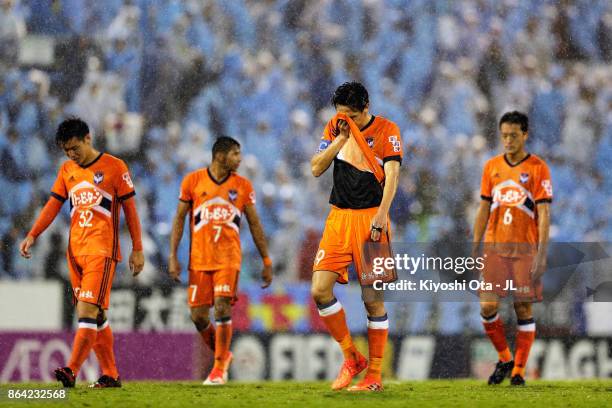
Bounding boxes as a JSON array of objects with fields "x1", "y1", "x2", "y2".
[
  {"x1": 513, "y1": 302, "x2": 532, "y2": 319},
  {"x1": 311, "y1": 285, "x2": 333, "y2": 305},
  {"x1": 96, "y1": 309, "x2": 107, "y2": 326},
  {"x1": 364, "y1": 301, "x2": 385, "y2": 317},
  {"x1": 77, "y1": 301, "x2": 100, "y2": 319},
  {"x1": 213, "y1": 297, "x2": 232, "y2": 319},
  {"x1": 190, "y1": 310, "x2": 211, "y2": 331},
  {"x1": 480, "y1": 302, "x2": 499, "y2": 317}
]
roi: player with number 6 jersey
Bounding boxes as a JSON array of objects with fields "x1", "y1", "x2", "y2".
[
  {"x1": 169, "y1": 136, "x2": 273, "y2": 386},
  {"x1": 480, "y1": 154, "x2": 552, "y2": 246},
  {"x1": 473, "y1": 111, "x2": 552, "y2": 387},
  {"x1": 19, "y1": 118, "x2": 144, "y2": 389}
]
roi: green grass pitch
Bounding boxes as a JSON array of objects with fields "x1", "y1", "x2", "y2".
[{"x1": 2, "y1": 380, "x2": 612, "y2": 407}]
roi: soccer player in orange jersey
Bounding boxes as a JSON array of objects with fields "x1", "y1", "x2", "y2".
[
  {"x1": 473, "y1": 111, "x2": 552, "y2": 386},
  {"x1": 310, "y1": 82, "x2": 402, "y2": 392},
  {"x1": 19, "y1": 118, "x2": 144, "y2": 388},
  {"x1": 168, "y1": 136, "x2": 272, "y2": 385}
]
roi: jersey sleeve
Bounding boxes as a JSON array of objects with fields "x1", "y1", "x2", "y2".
[
  {"x1": 242, "y1": 178, "x2": 256, "y2": 210},
  {"x1": 179, "y1": 174, "x2": 193, "y2": 203},
  {"x1": 50, "y1": 164, "x2": 68, "y2": 202},
  {"x1": 534, "y1": 162, "x2": 553, "y2": 203},
  {"x1": 382, "y1": 123, "x2": 403, "y2": 164},
  {"x1": 116, "y1": 160, "x2": 136, "y2": 201},
  {"x1": 316, "y1": 119, "x2": 336, "y2": 153},
  {"x1": 480, "y1": 161, "x2": 493, "y2": 201}
]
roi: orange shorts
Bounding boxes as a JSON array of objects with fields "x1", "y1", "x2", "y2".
[
  {"x1": 67, "y1": 254, "x2": 117, "y2": 310},
  {"x1": 313, "y1": 206, "x2": 393, "y2": 284},
  {"x1": 481, "y1": 253, "x2": 542, "y2": 301},
  {"x1": 187, "y1": 268, "x2": 239, "y2": 308}
]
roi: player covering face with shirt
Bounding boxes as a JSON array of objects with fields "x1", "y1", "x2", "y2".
[{"x1": 311, "y1": 82, "x2": 403, "y2": 392}]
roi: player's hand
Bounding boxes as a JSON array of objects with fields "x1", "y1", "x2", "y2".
[
  {"x1": 19, "y1": 236, "x2": 36, "y2": 259},
  {"x1": 334, "y1": 119, "x2": 350, "y2": 139},
  {"x1": 129, "y1": 250, "x2": 145, "y2": 277},
  {"x1": 168, "y1": 254, "x2": 181, "y2": 282},
  {"x1": 530, "y1": 253, "x2": 547, "y2": 283},
  {"x1": 370, "y1": 210, "x2": 388, "y2": 242},
  {"x1": 261, "y1": 264, "x2": 273, "y2": 289}
]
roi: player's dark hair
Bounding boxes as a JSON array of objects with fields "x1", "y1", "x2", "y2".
[
  {"x1": 212, "y1": 136, "x2": 241, "y2": 159},
  {"x1": 499, "y1": 111, "x2": 529, "y2": 133},
  {"x1": 331, "y1": 81, "x2": 369, "y2": 111},
  {"x1": 55, "y1": 117, "x2": 90, "y2": 146}
]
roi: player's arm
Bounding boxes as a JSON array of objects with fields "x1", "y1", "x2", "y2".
[
  {"x1": 244, "y1": 203, "x2": 273, "y2": 288},
  {"x1": 371, "y1": 160, "x2": 400, "y2": 241},
  {"x1": 19, "y1": 195, "x2": 64, "y2": 258},
  {"x1": 116, "y1": 162, "x2": 143, "y2": 277},
  {"x1": 531, "y1": 164, "x2": 553, "y2": 280},
  {"x1": 120, "y1": 195, "x2": 144, "y2": 277},
  {"x1": 473, "y1": 162, "x2": 492, "y2": 256},
  {"x1": 531, "y1": 202, "x2": 550, "y2": 281},
  {"x1": 472, "y1": 199, "x2": 491, "y2": 256},
  {"x1": 168, "y1": 200, "x2": 190, "y2": 282},
  {"x1": 311, "y1": 121, "x2": 349, "y2": 177}
]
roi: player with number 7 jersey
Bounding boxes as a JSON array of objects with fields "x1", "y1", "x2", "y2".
[
  {"x1": 169, "y1": 136, "x2": 273, "y2": 386},
  {"x1": 177, "y1": 169, "x2": 254, "y2": 273}
]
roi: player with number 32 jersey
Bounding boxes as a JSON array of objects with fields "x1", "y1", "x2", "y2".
[{"x1": 20, "y1": 118, "x2": 144, "y2": 389}]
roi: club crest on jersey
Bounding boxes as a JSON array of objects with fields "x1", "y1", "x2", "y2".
[
  {"x1": 93, "y1": 171, "x2": 104, "y2": 185},
  {"x1": 366, "y1": 137, "x2": 374, "y2": 148},
  {"x1": 228, "y1": 189, "x2": 238, "y2": 202},
  {"x1": 519, "y1": 173, "x2": 529, "y2": 184}
]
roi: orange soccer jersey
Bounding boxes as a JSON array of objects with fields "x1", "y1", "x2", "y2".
[
  {"x1": 51, "y1": 152, "x2": 136, "y2": 261},
  {"x1": 314, "y1": 115, "x2": 403, "y2": 282},
  {"x1": 179, "y1": 168, "x2": 255, "y2": 271},
  {"x1": 318, "y1": 115, "x2": 403, "y2": 209},
  {"x1": 480, "y1": 153, "x2": 553, "y2": 245}
]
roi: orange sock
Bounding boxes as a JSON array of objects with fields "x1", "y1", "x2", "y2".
[
  {"x1": 199, "y1": 322, "x2": 216, "y2": 351},
  {"x1": 213, "y1": 318, "x2": 232, "y2": 370},
  {"x1": 93, "y1": 321, "x2": 119, "y2": 378},
  {"x1": 68, "y1": 318, "x2": 98, "y2": 376},
  {"x1": 482, "y1": 313, "x2": 512, "y2": 362},
  {"x1": 317, "y1": 299, "x2": 357, "y2": 360},
  {"x1": 366, "y1": 314, "x2": 388, "y2": 380},
  {"x1": 512, "y1": 318, "x2": 536, "y2": 378}
]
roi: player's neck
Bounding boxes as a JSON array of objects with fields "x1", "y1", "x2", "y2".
[
  {"x1": 81, "y1": 149, "x2": 101, "y2": 167},
  {"x1": 209, "y1": 163, "x2": 230, "y2": 182},
  {"x1": 505, "y1": 150, "x2": 528, "y2": 165}
]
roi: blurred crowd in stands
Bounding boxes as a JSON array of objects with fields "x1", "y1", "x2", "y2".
[{"x1": 1, "y1": 0, "x2": 611, "y2": 285}]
